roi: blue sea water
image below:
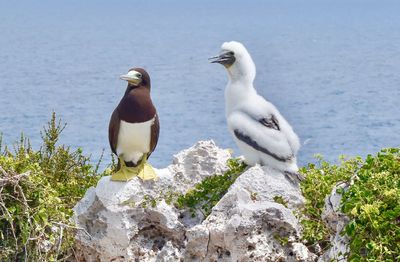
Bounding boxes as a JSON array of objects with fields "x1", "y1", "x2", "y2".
[{"x1": 0, "y1": 0, "x2": 399, "y2": 169}]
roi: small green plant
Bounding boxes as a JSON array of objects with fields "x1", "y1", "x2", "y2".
[
  {"x1": 121, "y1": 186, "x2": 181, "y2": 209},
  {"x1": 274, "y1": 235, "x2": 289, "y2": 246},
  {"x1": 141, "y1": 195, "x2": 158, "y2": 208},
  {"x1": 250, "y1": 191, "x2": 258, "y2": 201},
  {"x1": 175, "y1": 158, "x2": 247, "y2": 217},
  {"x1": 0, "y1": 112, "x2": 109, "y2": 261},
  {"x1": 273, "y1": 195, "x2": 288, "y2": 208}
]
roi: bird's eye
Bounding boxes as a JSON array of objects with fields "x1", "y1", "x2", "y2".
[
  {"x1": 228, "y1": 51, "x2": 234, "y2": 56},
  {"x1": 137, "y1": 73, "x2": 142, "y2": 78}
]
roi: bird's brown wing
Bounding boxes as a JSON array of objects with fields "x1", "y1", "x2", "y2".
[
  {"x1": 108, "y1": 109, "x2": 120, "y2": 155},
  {"x1": 148, "y1": 113, "x2": 160, "y2": 158}
]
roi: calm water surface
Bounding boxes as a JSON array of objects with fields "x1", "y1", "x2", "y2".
[{"x1": 1, "y1": 0, "x2": 399, "y2": 168}]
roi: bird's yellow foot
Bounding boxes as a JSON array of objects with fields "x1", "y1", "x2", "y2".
[
  {"x1": 137, "y1": 161, "x2": 157, "y2": 180},
  {"x1": 111, "y1": 157, "x2": 157, "y2": 181}
]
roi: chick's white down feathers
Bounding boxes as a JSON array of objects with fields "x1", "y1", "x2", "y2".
[{"x1": 221, "y1": 41, "x2": 300, "y2": 173}]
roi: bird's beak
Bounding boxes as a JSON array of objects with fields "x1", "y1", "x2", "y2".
[
  {"x1": 120, "y1": 70, "x2": 141, "y2": 85},
  {"x1": 208, "y1": 51, "x2": 235, "y2": 67}
]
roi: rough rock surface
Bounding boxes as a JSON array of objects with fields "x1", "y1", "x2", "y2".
[
  {"x1": 318, "y1": 183, "x2": 350, "y2": 261},
  {"x1": 73, "y1": 140, "x2": 316, "y2": 261}
]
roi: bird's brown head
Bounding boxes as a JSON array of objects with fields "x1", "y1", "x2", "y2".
[{"x1": 120, "y1": 67, "x2": 151, "y2": 90}]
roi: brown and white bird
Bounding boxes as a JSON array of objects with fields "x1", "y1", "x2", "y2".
[{"x1": 108, "y1": 68, "x2": 159, "y2": 181}]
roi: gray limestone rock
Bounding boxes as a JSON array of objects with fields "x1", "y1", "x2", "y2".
[{"x1": 73, "y1": 140, "x2": 316, "y2": 261}]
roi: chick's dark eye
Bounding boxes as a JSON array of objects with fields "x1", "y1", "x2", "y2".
[{"x1": 229, "y1": 51, "x2": 234, "y2": 56}]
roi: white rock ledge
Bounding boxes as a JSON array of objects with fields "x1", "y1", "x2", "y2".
[{"x1": 73, "y1": 140, "x2": 317, "y2": 261}]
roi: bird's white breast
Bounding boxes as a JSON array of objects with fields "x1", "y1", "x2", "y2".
[
  {"x1": 224, "y1": 81, "x2": 257, "y2": 115},
  {"x1": 116, "y1": 118, "x2": 155, "y2": 163}
]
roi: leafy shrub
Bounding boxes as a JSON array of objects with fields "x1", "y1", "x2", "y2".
[
  {"x1": 175, "y1": 158, "x2": 247, "y2": 217},
  {"x1": 341, "y1": 148, "x2": 400, "y2": 261},
  {"x1": 300, "y1": 149, "x2": 400, "y2": 261},
  {"x1": 299, "y1": 155, "x2": 361, "y2": 250},
  {"x1": 0, "y1": 113, "x2": 109, "y2": 261}
]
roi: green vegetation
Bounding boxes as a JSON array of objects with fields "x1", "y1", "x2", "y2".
[
  {"x1": 274, "y1": 235, "x2": 289, "y2": 246},
  {"x1": 175, "y1": 158, "x2": 247, "y2": 217},
  {"x1": 299, "y1": 154, "x2": 361, "y2": 249},
  {"x1": 0, "y1": 113, "x2": 109, "y2": 261},
  {"x1": 300, "y1": 148, "x2": 400, "y2": 261},
  {"x1": 121, "y1": 185, "x2": 180, "y2": 209},
  {"x1": 341, "y1": 148, "x2": 400, "y2": 261},
  {"x1": 122, "y1": 158, "x2": 247, "y2": 218},
  {"x1": 273, "y1": 195, "x2": 288, "y2": 208}
]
